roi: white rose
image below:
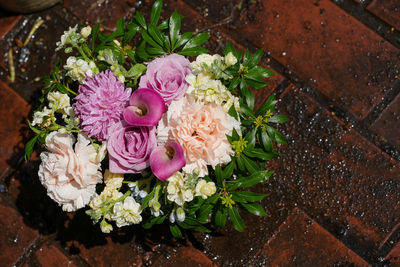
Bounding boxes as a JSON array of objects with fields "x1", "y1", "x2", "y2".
[
  {"x1": 195, "y1": 179, "x2": 216, "y2": 199},
  {"x1": 38, "y1": 132, "x2": 103, "y2": 211}
]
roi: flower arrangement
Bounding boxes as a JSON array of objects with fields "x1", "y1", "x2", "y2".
[{"x1": 25, "y1": 0, "x2": 288, "y2": 236}]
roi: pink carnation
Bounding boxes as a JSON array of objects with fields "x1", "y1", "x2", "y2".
[
  {"x1": 139, "y1": 54, "x2": 190, "y2": 104},
  {"x1": 157, "y1": 96, "x2": 241, "y2": 177},
  {"x1": 73, "y1": 70, "x2": 132, "y2": 141}
]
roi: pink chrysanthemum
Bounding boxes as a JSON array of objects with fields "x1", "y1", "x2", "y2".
[{"x1": 73, "y1": 70, "x2": 132, "y2": 141}]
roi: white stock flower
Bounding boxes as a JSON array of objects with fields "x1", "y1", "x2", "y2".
[
  {"x1": 47, "y1": 91, "x2": 71, "y2": 115},
  {"x1": 32, "y1": 107, "x2": 53, "y2": 127},
  {"x1": 224, "y1": 52, "x2": 238, "y2": 66},
  {"x1": 167, "y1": 172, "x2": 193, "y2": 206},
  {"x1": 56, "y1": 24, "x2": 79, "y2": 51},
  {"x1": 190, "y1": 53, "x2": 223, "y2": 74},
  {"x1": 64, "y1": 56, "x2": 94, "y2": 83},
  {"x1": 100, "y1": 220, "x2": 113, "y2": 233},
  {"x1": 195, "y1": 179, "x2": 216, "y2": 199},
  {"x1": 111, "y1": 196, "x2": 142, "y2": 227},
  {"x1": 80, "y1": 26, "x2": 92, "y2": 38},
  {"x1": 38, "y1": 132, "x2": 103, "y2": 212}
]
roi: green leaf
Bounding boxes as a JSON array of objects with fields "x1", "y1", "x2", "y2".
[
  {"x1": 215, "y1": 165, "x2": 223, "y2": 186},
  {"x1": 141, "y1": 189, "x2": 155, "y2": 209},
  {"x1": 239, "y1": 100, "x2": 255, "y2": 118},
  {"x1": 135, "y1": 12, "x2": 147, "y2": 29},
  {"x1": 242, "y1": 49, "x2": 251, "y2": 67},
  {"x1": 175, "y1": 32, "x2": 193, "y2": 48},
  {"x1": 245, "y1": 79, "x2": 267, "y2": 90},
  {"x1": 247, "y1": 49, "x2": 263, "y2": 68},
  {"x1": 214, "y1": 206, "x2": 227, "y2": 229},
  {"x1": 142, "y1": 215, "x2": 166, "y2": 229},
  {"x1": 187, "y1": 197, "x2": 205, "y2": 214},
  {"x1": 228, "y1": 207, "x2": 245, "y2": 232},
  {"x1": 169, "y1": 10, "x2": 182, "y2": 49},
  {"x1": 243, "y1": 147, "x2": 276, "y2": 161},
  {"x1": 25, "y1": 135, "x2": 38, "y2": 161},
  {"x1": 231, "y1": 191, "x2": 268, "y2": 202},
  {"x1": 116, "y1": 17, "x2": 125, "y2": 35},
  {"x1": 140, "y1": 29, "x2": 163, "y2": 49},
  {"x1": 178, "y1": 46, "x2": 208, "y2": 56},
  {"x1": 241, "y1": 85, "x2": 254, "y2": 111},
  {"x1": 222, "y1": 161, "x2": 235, "y2": 180},
  {"x1": 56, "y1": 83, "x2": 68, "y2": 95},
  {"x1": 182, "y1": 33, "x2": 210, "y2": 49},
  {"x1": 241, "y1": 154, "x2": 259, "y2": 173},
  {"x1": 266, "y1": 125, "x2": 287, "y2": 145},
  {"x1": 197, "y1": 204, "x2": 213, "y2": 223},
  {"x1": 91, "y1": 23, "x2": 100, "y2": 50},
  {"x1": 28, "y1": 122, "x2": 41, "y2": 134},
  {"x1": 147, "y1": 24, "x2": 165, "y2": 47},
  {"x1": 246, "y1": 66, "x2": 274, "y2": 80},
  {"x1": 136, "y1": 40, "x2": 149, "y2": 60},
  {"x1": 244, "y1": 128, "x2": 257, "y2": 147},
  {"x1": 150, "y1": 0, "x2": 163, "y2": 25},
  {"x1": 260, "y1": 130, "x2": 273, "y2": 152},
  {"x1": 269, "y1": 114, "x2": 288, "y2": 123},
  {"x1": 235, "y1": 156, "x2": 246, "y2": 172},
  {"x1": 227, "y1": 170, "x2": 273, "y2": 190},
  {"x1": 170, "y1": 224, "x2": 184, "y2": 239},
  {"x1": 240, "y1": 203, "x2": 268, "y2": 216},
  {"x1": 256, "y1": 94, "x2": 276, "y2": 116},
  {"x1": 228, "y1": 104, "x2": 238, "y2": 120}
]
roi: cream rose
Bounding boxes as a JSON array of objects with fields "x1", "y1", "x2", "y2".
[{"x1": 38, "y1": 131, "x2": 103, "y2": 211}]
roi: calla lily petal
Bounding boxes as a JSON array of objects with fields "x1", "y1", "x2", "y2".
[
  {"x1": 123, "y1": 89, "x2": 165, "y2": 126},
  {"x1": 150, "y1": 142, "x2": 186, "y2": 181}
]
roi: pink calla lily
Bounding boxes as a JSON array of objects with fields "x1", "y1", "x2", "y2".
[
  {"x1": 123, "y1": 89, "x2": 165, "y2": 126},
  {"x1": 150, "y1": 142, "x2": 186, "y2": 181}
]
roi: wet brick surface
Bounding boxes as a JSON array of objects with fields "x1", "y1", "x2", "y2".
[
  {"x1": 261, "y1": 208, "x2": 370, "y2": 266},
  {"x1": 0, "y1": 0, "x2": 399, "y2": 266},
  {"x1": 367, "y1": 0, "x2": 400, "y2": 31},
  {"x1": 228, "y1": 0, "x2": 400, "y2": 120}
]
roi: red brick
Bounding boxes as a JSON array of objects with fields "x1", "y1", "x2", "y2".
[
  {"x1": 385, "y1": 241, "x2": 400, "y2": 265},
  {"x1": 0, "y1": 15, "x2": 21, "y2": 40},
  {"x1": 268, "y1": 85, "x2": 400, "y2": 258},
  {"x1": 151, "y1": 244, "x2": 216, "y2": 267},
  {"x1": 63, "y1": 0, "x2": 136, "y2": 30},
  {"x1": 0, "y1": 79, "x2": 30, "y2": 177},
  {"x1": 35, "y1": 242, "x2": 77, "y2": 267},
  {"x1": 370, "y1": 93, "x2": 400, "y2": 148},
  {"x1": 0, "y1": 195, "x2": 39, "y2": 266},
  {"x1": 260, "y1": 208, "x2": 370, "y2": 266},
  {"x1": 232, "y1": 0, "x2": 400, "y2": 120},
  {"x1": 368, "y1": 0, "x2": 400, "y2": 31}
]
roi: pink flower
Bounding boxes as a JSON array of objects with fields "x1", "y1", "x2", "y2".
[
  {"x1": 38, "y1": 132, "x2": 103, "y2": 212},
  {"x1": 107, "y1": 121, "x2": 157, "y2": 173},
  {"x1": 123, "y1": 89, "x2": 165, "y2": 126},
  {"x1": 150, "y1": 142, "x2": 186, "y2": 181},
  {"x1": 139, "y1": 54, "x2": 191, "y2": 104},
  {"x1": 157, "y1": 96, "x2": 241, "y2": 177},
  {"x1": 73, "y1": 70, "x2": 132, "y2": 141}
]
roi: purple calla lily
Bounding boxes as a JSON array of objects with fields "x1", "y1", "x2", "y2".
[
  {"x1": 123, "y1": 89, "x2": 165, "y2": 126},
  {"x1": 150, "y1": 142, "x2": 186, "y2": 181}
]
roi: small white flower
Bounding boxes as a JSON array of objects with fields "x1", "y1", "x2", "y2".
[
  {"x1": 100, "y1": 220, "x2": 113, "y2": 233},
  {"x1": 64, "y1": 56, "x2": 93, "y2": 83},
  {"x1": 80, "y1": 26, "x2": 92, "y2": 39},
  {"x1": 224, "y1": 52, "x2": 237, "y2": 66},
  {"x1": 167, "y1": 172, "x2": 193, "y2": 206},
  {"x1": 111, "y1": 196, "x2": 142, "y2": 227},
  {"x1": 32, "y1": 107, "x2": 53, "y2": 127},
  {"x1": 47, "y1": 91, "x2": 71, "y2": 115},
  {"x1": 56, "y1": 24, "x2": 79, "y2": 51},
  {"x1": 176, "y1": 207, "x2": 185, "y2": 222},
  {"x1": 195, "y1": 179, "x2": 216, "y2": 199},
  {"x1": 190, "y1": 53, "x2": 223, "y2": 74}
]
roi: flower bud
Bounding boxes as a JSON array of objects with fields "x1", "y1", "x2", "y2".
[
  {"x1": 176, "y1": 207, "x2": 185, "y2": 222},
  {"x1": 100, "y1": 220, "x2": 113, "y2": 233},
  {"x1": 225, "y1": 52, "x2": 237, "y2": 66},
  {"x1": 80, "y1": 26, "x2": 92, "y2": 38}
]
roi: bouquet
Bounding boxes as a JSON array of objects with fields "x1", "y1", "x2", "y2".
[{"x1": 25, "y1": 0, "x2": 287, "y2": 237}]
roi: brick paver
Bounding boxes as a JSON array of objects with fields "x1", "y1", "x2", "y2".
[
  {"x1": 260, "y1": 208, "x2": 370, "y2": 266},
  {"x1": 367, "y1": 0, "x2": 400, "y2": 31},
  {"x1": 0, "y1": 0, "x2": 399, "y2": 266}
]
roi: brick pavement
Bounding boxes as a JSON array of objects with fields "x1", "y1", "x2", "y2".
[{"x1": 0, "y1": 0, "x2": 399, "y2": 266}]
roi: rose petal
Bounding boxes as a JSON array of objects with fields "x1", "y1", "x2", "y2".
[
  {"x1": 150, "y1": 142, "x2": 186, "y2": 181},
  {"x1": 123, "y1": 89, "x2": 165, "y2": 126}
]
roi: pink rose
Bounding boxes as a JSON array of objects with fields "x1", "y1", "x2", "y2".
[
  {"x1": 107, "y1": 121, "x2": 156, "y2": 173},
  {"x1": 139, "y1": 54, "x2": 191, "y2": 104},
  {"x1": 38, "y1": 132, "x2": 103, "y2": 212}
]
